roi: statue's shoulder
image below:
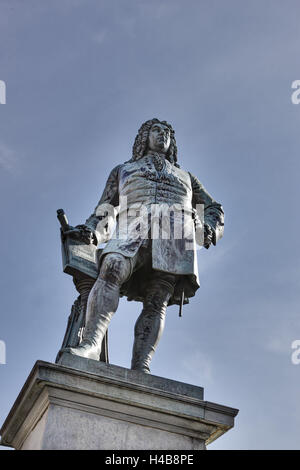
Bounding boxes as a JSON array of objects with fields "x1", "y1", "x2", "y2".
[
  {"x1": 173, "y1": 163, "x2": 193, "y2": 181},
  {"x1": 118, "y1": 158, "x2": 142, "y2": 172},
  {"x1": 176, "y1": 164, "x2": 189, "y2": 175},
  {"x1": 107, "y1": 164, "x2": 123, "y2": 178},
  {"x1": 188, "y1": 171, "x2": 202, "y2": 187},
  {"x1": 112, "y1": 163, "x2": 123, "y2": 171}
]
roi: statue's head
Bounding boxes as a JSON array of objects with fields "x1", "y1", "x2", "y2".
[{"x1": 132, "y1": 118, "x2": 179, "y2": 166}]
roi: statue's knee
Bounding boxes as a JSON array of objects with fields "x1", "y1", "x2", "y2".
[
  {"x1": 143, "y1": 279, "x2": 175, "y2": 314},
  {"x1": 100, "y1": 253, "x2": 130, "y2": 284},
  {"x1": 143, "y1": 297, "x2": 168, "y2": 317},
  {"x1": 143, "y1": 292, "x2": 169, "y2": 316}
]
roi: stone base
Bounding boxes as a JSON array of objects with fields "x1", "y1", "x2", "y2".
[{"x1": 0, "y1": 354, "x2": 238, "y2": 450}]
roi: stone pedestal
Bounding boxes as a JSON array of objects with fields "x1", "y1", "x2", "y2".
[{"x1": 0, "y1": 354, "x2": 238, "y2": 450}]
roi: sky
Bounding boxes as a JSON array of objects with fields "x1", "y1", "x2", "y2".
[{"x1": 0, "y1": 0, "x2": 300, "y2": 450}]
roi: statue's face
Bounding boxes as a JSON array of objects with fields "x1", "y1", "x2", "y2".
[{"x1": 148, "y1": 122, "x2": 171, "y2": 154}]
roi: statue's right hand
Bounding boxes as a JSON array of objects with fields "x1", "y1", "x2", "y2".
[{"x1": 63, "y1": 225, "x2": 95, "y2": 244}]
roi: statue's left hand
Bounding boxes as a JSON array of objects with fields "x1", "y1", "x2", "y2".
[{"x1": 204, "y1": 224, "x2": 214, "y2": 249}]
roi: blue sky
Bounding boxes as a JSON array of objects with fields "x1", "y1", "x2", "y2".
[{"x1": 0, "y1": 0, "x2": 300, "y2": 450}]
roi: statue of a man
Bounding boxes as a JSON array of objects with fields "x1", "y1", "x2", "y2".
[{"x1": 63, "y1": 119, "x2": 224, "y2": 373}]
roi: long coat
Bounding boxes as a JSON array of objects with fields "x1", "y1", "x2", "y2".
[{"x1": 84, "y1": 153, "x2": 224, "y2": 305}]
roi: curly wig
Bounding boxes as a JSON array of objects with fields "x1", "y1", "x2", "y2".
[{"x1": 131, "y1": 118, "x2": 179, "y2": 167}]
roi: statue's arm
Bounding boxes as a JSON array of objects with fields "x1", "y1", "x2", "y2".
[
  {"x1": 83, "y1": 165, "x2": 121, "y2": 244},
  {"x1": 189, "y1": 172, "x2": 224, "y2": 248}
]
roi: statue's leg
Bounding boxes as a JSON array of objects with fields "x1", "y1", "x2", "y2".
[
  {"x1": 131, "y1": 274, "x2": 176, "y2": 374},
  {"x1": 64, "y1": 253, "x2": 131, "y2": 360}
]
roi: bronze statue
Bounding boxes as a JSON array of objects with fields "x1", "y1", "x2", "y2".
[{"x1": 58, "y1": 119, "x2": 224, "y2": 374}]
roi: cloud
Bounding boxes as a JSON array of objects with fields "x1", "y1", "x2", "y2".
[{"x1": 0, "y1": 142, "x2": 17, "y2": 173}]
